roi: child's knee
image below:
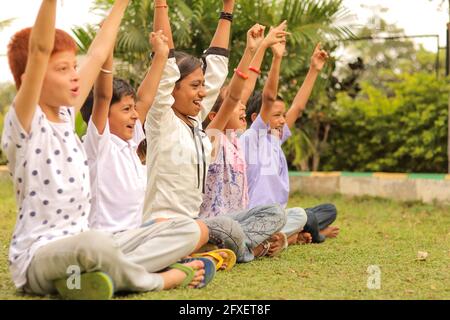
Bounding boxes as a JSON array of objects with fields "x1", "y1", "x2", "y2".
[
  {"x1": 272, "y1": 204, "x2": 287, "y2": 227},
  {"x1": 77, "y1": 230, "x2": 118, "y2": 260},
  {"x1": 202, "y1": 217, "x2": 245, "y2": 252}
]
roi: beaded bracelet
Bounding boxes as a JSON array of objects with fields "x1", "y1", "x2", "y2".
[
  {"x1": 234, "y1": 68, "x2": 249, "y2": 80},
  {"x1": 155, "y1": 4, "x2": 168, "y2": 9},
  {"x1": 220, "y1": 11, "x2": 233, "y2": 22}
]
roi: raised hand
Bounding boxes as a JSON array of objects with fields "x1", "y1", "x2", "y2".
[
  {"x1": 150, "y1": 30, "x2": 169, "y2": 56},
  {"x1": 247, "y1": 24, "x2": 266, "y2": 53},
  {"x1": 271, "y1": 39, "x2": 286, "y2": 59},
  {"x1": 262, "y1": 20, "x2": 289, "y2": 48},
  {"x1": 310, "y1": 43, "x2": 329, "y2": 72}
]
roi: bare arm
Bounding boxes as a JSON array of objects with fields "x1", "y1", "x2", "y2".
[
  {"x1": 73, "y1": 0, "x2": 130, "y2": 112},
  {"x1": 209, "y1": 0, "x2": 235, "y2": 50},
  {"x1": 14, "y1": 0, "x2": 57, "y2": 133},
  {"x1": 136, "y1": 31, "x2": 169, "y2": 124},
  {"x1": 261, "y1": 41, "x2": 285, "y2": 123},
  {"x1": 91, "y1": 50, "x2": 113, "y2": 134},
  {"x1": 206, "y1": 24, "x2": 260, "y2": 132},
  {"x1": 250, "y1": 21, "x2": 288, "y2": 124},
  {"x1": 239, "y1": 24, "x2": 266, "y2": 106},
  {"x1": 285, "y1": 43, "x2": 329, "y2": 129},
  {"x1": 154, "y1": 0, "x2": 174, "y2": 49}
]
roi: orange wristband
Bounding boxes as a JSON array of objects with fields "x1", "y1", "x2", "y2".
[
  {"x1": 249, "y1": 66, "x2": 261, "y2": 75},
  {"x1": 155, "y1": 4, "x2": 168, "y2": 9},
  {"x1": 234, "y1": 68, "x2": 249, "y2": 80}
]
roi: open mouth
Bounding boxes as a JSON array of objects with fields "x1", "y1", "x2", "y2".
[
  {"x1": 126, "y1": 124, "x2": 135, "y2": 130},
  {"x1": 71, "y1": 87, "x2": 80, "y2": 97},
  {"x1": 271, "y1": 127, "x2": 283, "y2": 138},
  {"x1": 193, "y1": 100, "x2": 202, "y2": 109}
]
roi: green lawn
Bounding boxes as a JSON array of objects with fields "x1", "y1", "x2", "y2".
[{"x1": 0, "y1": 177, "x2": 449, "y2": 300}]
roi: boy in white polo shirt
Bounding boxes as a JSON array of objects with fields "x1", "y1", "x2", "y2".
[
  {"x1": 81, "y1": 31, "x2": 168, "y2": 234},
  {"x1": 2, "y1": 0, "x2": 213, "y2": 300}
]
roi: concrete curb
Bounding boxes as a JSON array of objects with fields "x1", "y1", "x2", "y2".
[
  {"x1": 1, "y1": 166, "x2": 449, "y2": 204},
  {"x1": 289, "y1": 171, "x2": 450, "y2": 205}
]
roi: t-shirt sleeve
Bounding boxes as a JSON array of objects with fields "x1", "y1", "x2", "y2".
[
  {"x1": 1, "y1": 104, "x2": 42, "y2": 170},
  {"x1": 145, "y1": 57, "x2": 180, "y2": 134},
  {"x1": 83, "y1": 118, "x2": 111, "y2": 160},
  {"x1": 199, "y1": 47, "x2": 229, "y2": 122}
]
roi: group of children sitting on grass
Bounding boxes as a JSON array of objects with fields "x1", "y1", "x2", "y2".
[{"x1": 1, "y1": 0, "x2": 340, "y2": 299}]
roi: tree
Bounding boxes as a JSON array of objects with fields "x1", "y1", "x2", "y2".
[
  {"x1": 320, "y1": 72, "x2": 448, "y2": 173},
  {"x1": 72, "y1": 0, "x2": 356, "y2": 166},
  {"x1": 73, "y1": 0, "x2": 355, "y2": 85}
]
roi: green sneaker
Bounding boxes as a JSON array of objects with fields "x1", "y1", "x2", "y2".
[{"x1": 54, "y1": 271, "x2": 114, "y2": 300}]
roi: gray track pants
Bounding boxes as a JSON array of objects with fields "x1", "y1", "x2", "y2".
[{"x1": 24, "y1": 218, "x2": 200, "y2": 295}]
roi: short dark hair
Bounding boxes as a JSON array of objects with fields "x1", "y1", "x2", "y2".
[
  {"x1": 174, "y1": 51, "x2": 203, "y2": 85},
  {"x1": 245, "y1": 91, "x2": 285, "y2": 125},
  {"x1": 80, "y1": 78, "x2": 136, "y2": 124}
]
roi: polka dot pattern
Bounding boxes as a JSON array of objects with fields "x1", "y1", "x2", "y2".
[{"x1": 4, "y1": 106, "x2": 90, "y2": 287}]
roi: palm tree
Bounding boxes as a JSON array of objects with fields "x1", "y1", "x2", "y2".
[{"x1": 74, "y1": 0, "x2": 355, "y2": 82}]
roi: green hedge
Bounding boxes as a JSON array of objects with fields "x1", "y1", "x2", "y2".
[{"x1": 320, "y1": 72, "x2": 449, "y2": 173}]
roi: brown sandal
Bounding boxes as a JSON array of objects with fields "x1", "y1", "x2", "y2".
[{"x1": 254, "y1": 240, "x2": 271, "y2": 258}]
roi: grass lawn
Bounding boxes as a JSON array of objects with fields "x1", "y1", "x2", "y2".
[{"x1": 0, "y1": 177, "x2": 449, "y2": 300}]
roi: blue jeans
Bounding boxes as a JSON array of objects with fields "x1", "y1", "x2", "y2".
[{"x1": 304, "y1": 204, "x2": 338, "y2": 243}]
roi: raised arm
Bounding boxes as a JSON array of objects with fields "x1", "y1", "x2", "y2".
[
  {"x1": 240, "y1": 25, "x2": 266, "y2": 106},
  {"x1": 14, "y1": 0, "x2": 57, "y2": 133},
  {"x1": 209, "y1": 0, "x2": 235, "y2": 50},
  {"x1": 136, "y1": 30, "x2": 169, "y2": 124},
  {"x1": 249, "y1": 21, "x2": 288, "y2": 124},
  {"x1": 73, "y1": 0, "x2": 130, "y2": 112},
  {"x1": 154, "y1": 0, "x2": 174, "y2": 49},
  {"x1": 285, "y1": 43, "x2": 329, "y2": 129},
  {"x1": 206, "y1": 24, "x2": 261, "y2": 132},
  {"x1": 261, "y1": 41, "x2": 285, "y2": 121},
  {"x1": 90, "y1": 49, "x2": 113, "y2": 134}
]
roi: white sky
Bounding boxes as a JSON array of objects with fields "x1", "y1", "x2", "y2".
[{"x1": 0, "y1": 0, "x2": 449, "y2": 83}]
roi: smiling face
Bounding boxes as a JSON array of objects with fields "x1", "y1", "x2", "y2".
[
  {"x1": 268, "y1": 100, "x2": 287, "y2": 138},
  {"x1": 226, "y1": 101, "x2": 247, "y2": 131},
  {"x1": 40, "y1": 50, "x2": 80, "y2": 109},
  {"x1": 108, "y1": 95, "x2": 138, "y2": 141},
  {"x1": 172, "y1": 67, "x2": 206, "y2": 118}
]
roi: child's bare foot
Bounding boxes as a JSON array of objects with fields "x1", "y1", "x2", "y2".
[
  {"x1": 215, "y1": 251, "x2": 229, "y2": 270},
  {"x1": 161, "y1": 260, "x2": 205, "y2": 289},
  {"x1": 320, "y1": 226, "x2": 340, "y2": 238},
  {"x1": 287, "y1": 233, "x2": 298, "y2": 245},
  {"x1": 296, "y1": 231, "x2": 312, "y2": 245},
  {"x1": 267, "y1": 232, "x2": 287, "y2": 257}
]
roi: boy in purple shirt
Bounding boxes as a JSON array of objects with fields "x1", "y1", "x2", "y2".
[{"x1": 240, "y1": 42, "x2": 340, "y2": 248}]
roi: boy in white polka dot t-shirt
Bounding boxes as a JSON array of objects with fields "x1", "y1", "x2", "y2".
[{"x1": 1, "y1": 0, "x2": 213, "y2": 300}]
